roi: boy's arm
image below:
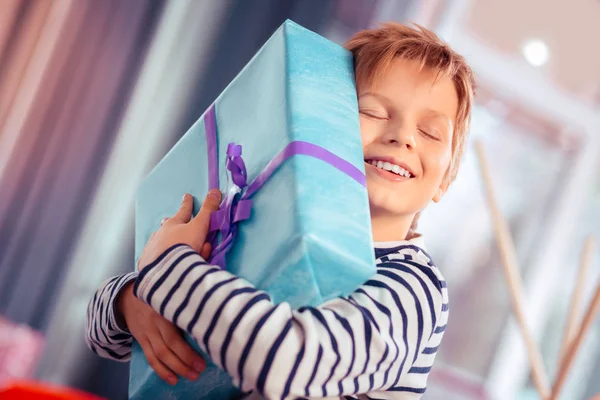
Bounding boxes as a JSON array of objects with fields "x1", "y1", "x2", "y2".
[
  {"x1": 86, "y1": 270, "x2": 207, "y2": 384},
  {"x1": 85, "y1": 272, "x2": 138, "y2": 361},
  {"x1": 134, "y1": 244, "x2": 446, "y2": 399}
]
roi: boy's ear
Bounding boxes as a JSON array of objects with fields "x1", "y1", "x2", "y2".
[{"x1": 432, "y1": 181, "x2": 449, "y2": 203}]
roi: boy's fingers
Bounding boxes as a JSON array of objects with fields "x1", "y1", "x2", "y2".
[
  {"x1": 201, "y1": 189, "x2": 221, "y2": 213},
  {"x1": 170, "y1": 194, "x2": 193, "y2": 223},
  {"x1": 200, "y1": 242, "x2": 212, "y2": 260},
  {"x1": 150, "y1": 338, "x2": 197, "y2": 381},
  {"x1": 139, "y1": 338, "x2": 178, "y2": 385},
  {"x1": 191, "y1": 190, "x2": 222, "y2": 228},
  {"x1": 159, "y1": 325, "x2": 205, "y2": 374}
]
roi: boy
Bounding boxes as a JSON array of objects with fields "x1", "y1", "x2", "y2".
[{"x1": 86, "y1": 23, "x2": 475, "y2": 399}]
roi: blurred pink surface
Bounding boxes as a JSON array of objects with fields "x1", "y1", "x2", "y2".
[{"x1": 0, "y1": 316, "x2": 45, "y2": 387}]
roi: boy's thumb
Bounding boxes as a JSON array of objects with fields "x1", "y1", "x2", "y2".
[
  {"x1": 201, "y1": 189, "x2": 222, "y2": 213},
  {"x1": 191, "y1": 189, "x2": 222, "y2": 235}
]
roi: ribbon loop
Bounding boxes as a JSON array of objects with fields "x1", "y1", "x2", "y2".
[
  {"x1": 227, "y1": 143, "x2": 242, "y2": 157},
  {"x1": 226, "y1": 144, "x2": 247, "y2": 189},
  {"x1": 207, "y1": 142, "x2": 253, "y2": 268}
]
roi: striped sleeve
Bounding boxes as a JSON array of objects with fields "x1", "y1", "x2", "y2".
[
  {"x1": 85, "y1": 271, "x2": 138, "y2": 361},
  {"x1": 133, "y1": 244, "x2": 445, "y2": 400},
  {"x1": 366, "y1": 260, "x2": 449, "y2": 398}
]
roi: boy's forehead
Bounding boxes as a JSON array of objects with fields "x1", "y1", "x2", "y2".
[{"x1": 358, "y1": 58, "x2": 442, "y2": 89}]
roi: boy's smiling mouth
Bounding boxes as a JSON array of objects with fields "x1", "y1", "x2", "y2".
[{"x1": 364, "y1": 158, "x2": 415, "y2": 181}]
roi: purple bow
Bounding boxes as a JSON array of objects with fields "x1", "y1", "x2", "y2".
[
  {"x1": 203, "y1": 104, "x2": 366, "y2": 269},
  {"x1": 207, "y1": 144, "x2": 253, "y2": 268}
]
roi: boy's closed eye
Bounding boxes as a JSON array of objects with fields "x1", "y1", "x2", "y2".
[
  {"x1": 420, "y1": 112, "x2": 453, "y2": 141},
  {"x1": 360, "y1": 109, "x2": 389, "y2": 120},
  {"x1": 358, "y1": 93, "x2": 391, "y2": 120},
  {"x1": 418, "y1": 127, "x2": 441, "y2": 141}
]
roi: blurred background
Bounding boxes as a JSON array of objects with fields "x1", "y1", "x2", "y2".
[{"x1": 0, "y1": 0, "x2": 598, "y2": 399}]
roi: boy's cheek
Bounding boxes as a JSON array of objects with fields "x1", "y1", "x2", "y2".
[
  {"x1": 427, "y1": 152, "x2": 452, "y2": 176},
  {"x1": 359, "y1": 119, "x2": 378, "y2": 147}
]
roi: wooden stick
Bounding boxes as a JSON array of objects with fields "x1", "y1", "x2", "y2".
[
  {"x1": 550, "y1": 279, "x2": 600, "y2": 400},
  {"x1": 475, "y1": 141, "x2": 550, "y2": 399},
  {"x1": 558, "y1": 237, "x2": 596, "y2": 367}
]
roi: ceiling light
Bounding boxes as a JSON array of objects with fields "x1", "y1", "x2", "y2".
[{"x1": 522, "y1": 39, "x2": 549, "y2": 67}]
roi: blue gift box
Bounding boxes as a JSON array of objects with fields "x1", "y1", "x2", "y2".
[{"x1": 129, "y1": 20, "x2": 375, "y2": 400}]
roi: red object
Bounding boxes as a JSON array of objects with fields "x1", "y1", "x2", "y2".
[{"x1": 0, "y1": 380, "x2": 106, "y2": 400}]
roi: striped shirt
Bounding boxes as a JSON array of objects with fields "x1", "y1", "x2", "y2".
[{"x1": 85, "y1": 237, "x2": 448, "y2": 399}]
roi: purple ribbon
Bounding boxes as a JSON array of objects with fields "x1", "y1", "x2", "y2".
[{"x1": 204, "y1": 104, "x2": 366, "y2": 268}]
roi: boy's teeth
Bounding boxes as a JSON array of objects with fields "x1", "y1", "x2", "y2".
[{"x1": 368, "y1": 160, "x2": 412, "y2": 178}]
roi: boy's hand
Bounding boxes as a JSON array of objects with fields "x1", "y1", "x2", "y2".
[
  {"x1": 117, "y1": 283, "x2": 206, "y2": 385},
  {"x1": 137, "y1": 190, "x2": 222, "y2": 272},
  {"x1": 130, "y1": 190, "x2": 221, "y2": 383}
]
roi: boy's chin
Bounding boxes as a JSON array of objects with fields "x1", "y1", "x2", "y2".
[{"x1": 368, "y1": 200, "x2": 415, "y2": 218}]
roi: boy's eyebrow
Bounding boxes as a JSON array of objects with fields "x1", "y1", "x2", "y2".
[
  {"x1": 358, "y1": 92, "x2": 391, "y2": 105},
  {"x1": 422, "y1": 110, "x2": 454, "y2": 131},
  {"x1": 423, "y1": 109, "x2": 452, "y2": 122}
]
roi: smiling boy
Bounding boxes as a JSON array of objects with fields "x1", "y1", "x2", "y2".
[{"x1": 86, "y1": 23, "x2": 475, "y2": 399}]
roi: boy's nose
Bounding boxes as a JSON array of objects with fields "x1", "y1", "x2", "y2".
[{"x1": 383, "y1": 125, "x2": 416, "y2": 149}]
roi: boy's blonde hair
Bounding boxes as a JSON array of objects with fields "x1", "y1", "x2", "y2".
[{"x1": 344, "y1": 22, "x2": 476, "y2": 237}]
